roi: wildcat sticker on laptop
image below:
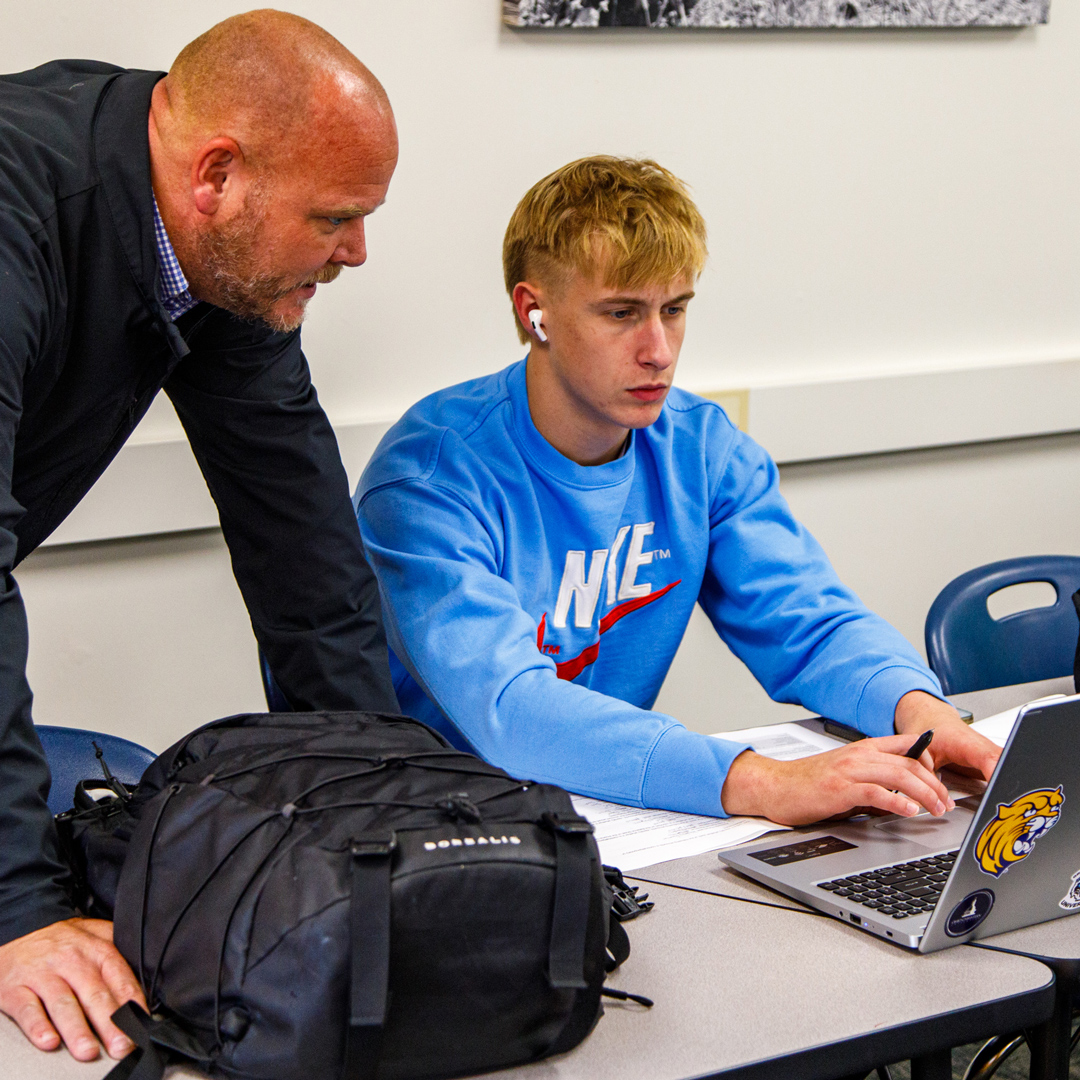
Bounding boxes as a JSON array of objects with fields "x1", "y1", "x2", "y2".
[{"x1": 974, "y1": 787, "x2": 1064, "y2": 878}]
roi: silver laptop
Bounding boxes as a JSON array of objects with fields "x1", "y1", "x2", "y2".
[{"x1": 720, "y1": 695, "x2": 1080, "y2": 952}]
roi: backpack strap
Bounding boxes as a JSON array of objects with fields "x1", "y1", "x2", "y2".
[
  {"x1": 542, "y1": 812, "x2": 594, "y2": 990},
  {"x1": 605, "y1": 917, "x2": 631, "y2": 972},
  {"x1": 103, "y1": 1002, "x2": 213, "y2": 1080},
  {"x1": 342, "y1": 834, "x2": 396, "y2": 1080}
]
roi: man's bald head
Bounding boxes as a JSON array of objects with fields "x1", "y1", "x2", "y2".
[
  {"x1": 165, "y1": 9, "x2": 392, "y2": 169},
  {"x1": 149, "y1": 9, "x2": 398, "y2": 333}
]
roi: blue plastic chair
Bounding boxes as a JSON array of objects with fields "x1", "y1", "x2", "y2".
[
  {"x1": 259, "y1": 648, "x2": 293, "y2": 712},
  {"x1": 35, "y1": 726, "x2": 156, "y2": 816},
  {"x1": 924, "y1": 555, "x2": 1080, "y2": 696}
]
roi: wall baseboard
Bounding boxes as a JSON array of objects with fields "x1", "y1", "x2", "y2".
[{"x1": 41, "y1": 356, "x2": 1080, "y2": 547}]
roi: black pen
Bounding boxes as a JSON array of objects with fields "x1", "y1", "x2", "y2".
[{"x1": 903, "y1": 729, "x2": 934, "y2": 760}]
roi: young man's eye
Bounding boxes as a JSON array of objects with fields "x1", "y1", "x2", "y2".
[
  {"x1": 610, "y1": 309, "x2": 632, "y2": 320},
  {"x1": 665, "y1": 305, "x2": 685, "y2": 316}
]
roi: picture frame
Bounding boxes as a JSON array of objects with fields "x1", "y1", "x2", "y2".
[{"x1": 503, "y1": 1, "x2": 1051, "y2": 30}]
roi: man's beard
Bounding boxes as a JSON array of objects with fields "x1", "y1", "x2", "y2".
[{"x1": 192, "y1": 186, "x2": 341, "y2": 333}]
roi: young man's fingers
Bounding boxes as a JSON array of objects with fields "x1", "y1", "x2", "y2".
[
  {"x1": 35, "y1": 975, "x2": 102, "y2": 1061},
  {"x1": 846, "y1": 745, "x2": 951, "y2": 800},
  {"x1": 850, "y1": 783, "x2": 920, "y2": 818},
  {"x1": 941, "y1": 729, "x2": 1001, "y2": 780},
  {"x1": 852, "y1": 759, "x2": 950, "y2": 815},
  {"x1": 0, "y1": 984, "x2": 61, "y2": 1051}
]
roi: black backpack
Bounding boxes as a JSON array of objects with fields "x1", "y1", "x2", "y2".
[{"x1": 59, "y1": 711, "x2": 647, "y2": 1080}]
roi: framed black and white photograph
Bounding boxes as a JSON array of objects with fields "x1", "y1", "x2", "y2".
[{"x1": 503, "y1": 1, "x2": 1051, "y2": 29}]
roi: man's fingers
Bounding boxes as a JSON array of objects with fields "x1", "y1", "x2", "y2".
[
  {"x1": 99, "y1": 949, "x2": 147, "y2": 1012},
  {"x1": 64, "y1": 962, "x2": 135, "y2": 1060},
  {"x1": 35, "y1": 975, "x2": 101, "y2": 1062},
  {"x1": 76, "y1": 920, "x2": 116, "y2": 945},
  {"x1": 2, "y1": 985, "x2": 61, "y2": 1051}
]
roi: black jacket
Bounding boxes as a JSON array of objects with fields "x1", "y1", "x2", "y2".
[{"x1": 0, "y1": 60, "x2": 398, "y2": 943}]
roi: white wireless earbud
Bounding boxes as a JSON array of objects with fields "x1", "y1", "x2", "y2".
[{"x1": 529, "y1": 309, "x2": 548, "y2": 343}]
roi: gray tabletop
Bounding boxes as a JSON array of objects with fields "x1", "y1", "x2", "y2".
[
  {"x1": 0, "y1": 883, "x2": 1055, "y2": 1080},
  {"x1": 467, "y1": 883, "x2": 1053, "y2": 1080},
  {"x1": 949, "y1": 675, "x2": 1075, "y2": 722}
]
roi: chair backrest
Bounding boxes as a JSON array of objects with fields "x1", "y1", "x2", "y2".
[
  {"x1": 36, "y1": 726, "x2": 157, "y2": 816},
  {"x1": 925, "y1": 555, "x2": 1080, "y2": 696},
  {"x1": 259, "y1": 648, "x2": 293, "y2": 712}
]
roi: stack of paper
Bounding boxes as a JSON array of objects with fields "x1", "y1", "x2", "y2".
[{"x1": 569, "y1": 795, "x2": 791, "y2": 872}]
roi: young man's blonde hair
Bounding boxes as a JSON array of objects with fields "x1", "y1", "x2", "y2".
[{"x1": 503, "y1": 155, "x2": 708, "y2": 343}]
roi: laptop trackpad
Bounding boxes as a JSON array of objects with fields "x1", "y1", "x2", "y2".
[{"x1": 873, "y1": 809, "x2": 972, "y2": 848}]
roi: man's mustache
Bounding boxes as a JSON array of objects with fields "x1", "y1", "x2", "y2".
[
  {"x1": 272, "y1": 263, "x2": 343, "y2": 301},
  {"x1": 306, "y1": 263, "x2": 342, "y2": 286}
]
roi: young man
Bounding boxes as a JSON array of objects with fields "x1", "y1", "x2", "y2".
[{"x1": 356, "y1": 156, "x2": 998, "y2": 828}]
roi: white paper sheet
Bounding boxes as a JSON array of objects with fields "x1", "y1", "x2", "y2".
[
  {"x1": 971, "y1": 694, "x2": 1069, "y2": 747},
  {"x1": 570, "y1": 795, "x2": 790, "y2": 872},
  {"x1": 715, "y1": 721, "x2": 845, "y2": 760}
]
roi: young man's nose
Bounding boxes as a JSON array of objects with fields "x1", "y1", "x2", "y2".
[{"x1": 637, "y1": 314, "x2": 675, "y2": 369}]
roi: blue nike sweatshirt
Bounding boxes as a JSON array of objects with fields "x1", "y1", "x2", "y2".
[{"x1": 355, "y1": 360, "x2": 944, "y2": 817}]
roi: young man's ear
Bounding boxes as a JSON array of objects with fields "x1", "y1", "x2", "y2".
[{"x1": 512, "y1": 282, "x2": 546, "y2": 343}]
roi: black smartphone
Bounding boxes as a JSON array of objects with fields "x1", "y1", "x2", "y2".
[{"x1": 821, "y1": 718, "x2": 866, "y2": 742}]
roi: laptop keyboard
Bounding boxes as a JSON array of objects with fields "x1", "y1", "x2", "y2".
[{"x1": 816, "y1": 850, "x2": 959, "y2": 920}]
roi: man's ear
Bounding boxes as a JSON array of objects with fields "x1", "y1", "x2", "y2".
[
  {"x1": 512, "y1": 282, "x2": 545, "y2": 340},
  {"x1": 190, "y1": 138, "x2": 245, "y2": 217}
]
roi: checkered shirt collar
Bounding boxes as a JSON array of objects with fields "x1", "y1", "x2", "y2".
[{"x1": 152, "y1": 195, "x2": 199, "y2": 321}]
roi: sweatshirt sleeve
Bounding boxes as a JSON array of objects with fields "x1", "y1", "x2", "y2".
[
  {"x1": 358, "y1": 474, "x2": 747, "y2": 817},
  {"x1": 698, "y1": 424, "x2": 945, "y2": 737}
]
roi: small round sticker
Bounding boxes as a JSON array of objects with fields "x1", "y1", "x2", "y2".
[
  {"x1": 1060, "y1": 870, "x2": 1080, "y2": 911},
  {"x1": 945, "y1": 889, "x2": 995, "y2": 937}
]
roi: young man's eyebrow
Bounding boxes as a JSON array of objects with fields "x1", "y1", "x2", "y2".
[{"x1": 593, "y1": 290, "x2": 696, "y2": 306}]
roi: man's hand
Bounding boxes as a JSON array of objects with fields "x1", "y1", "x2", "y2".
[
  {"x1": 0, "y1": 918, "x2": 145, "y2": 1061},
  {"x1": 721, "y1": 734, "x2": 955, "y2": 826},
  {"x1": 894, "y1": 690, "x2": 1000, "y2": 781}
]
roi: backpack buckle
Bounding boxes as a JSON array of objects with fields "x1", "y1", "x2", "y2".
[
  {"x1": 351, "y1": 834, "x2": 397, "y2": 858},
  {"x1": 604, "y1": 865, "x2": 654, "y2": 921},
  {"x1": 542, "y1": 812, "x2": 594, "y2": 836}
]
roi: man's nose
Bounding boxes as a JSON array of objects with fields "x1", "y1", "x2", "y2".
[
  {"x1": 332, "y1": 218, "x2": 368, "y2": 267},
  {"x1": 638, "y1": 314, "x2": 675, "y2": 369}
]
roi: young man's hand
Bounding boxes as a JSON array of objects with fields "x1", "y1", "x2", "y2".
[
  {"x1": 720, "y1": 692, "x2": 1000, "y2": 827},
  {"x1": 721, "y1": 734, "x2": 954, "y2": 826},
  {"x1": 893, "y1": 690, "x2": 1000, "y2": 781},
  {"x1": 0, "y1": 918, "x2": 145, "y2": 1061}
]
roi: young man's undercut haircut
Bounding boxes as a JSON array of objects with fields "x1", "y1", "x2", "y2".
[{"x1": 502, "y1": 155, "x2": 709, "y2": 344}]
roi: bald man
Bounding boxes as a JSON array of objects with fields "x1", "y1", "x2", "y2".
[{"x1": 0, "y1": 10, "x2": 399, "y2": 1060}]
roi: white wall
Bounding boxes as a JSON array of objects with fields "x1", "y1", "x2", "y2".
[
  {"x1": 3, "y1": 1, "x2": 1080, "y2": 750},
  {"x1": 3, "y1": 1, "x2": 1079, "y2": 424}
]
